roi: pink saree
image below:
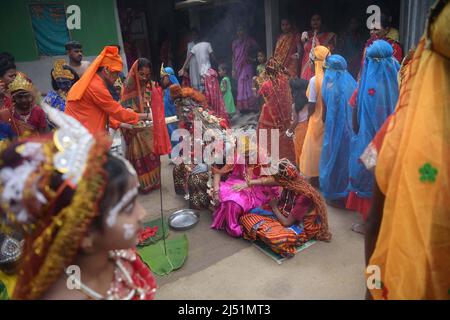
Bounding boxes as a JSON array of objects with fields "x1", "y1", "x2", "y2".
[{"x1": 211, "y1": 161, "x2": 280, "y2": 237}]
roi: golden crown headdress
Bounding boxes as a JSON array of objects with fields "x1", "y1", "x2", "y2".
[
  {"x1": 8, "y1": 73, "x2": 34, "y2": 94},
  {"x1": 160, "y1": 63, "x2": 169, "y2": 78},
  {"x1": 51, "y1": 59, "x2": 75, "y2": 80}
]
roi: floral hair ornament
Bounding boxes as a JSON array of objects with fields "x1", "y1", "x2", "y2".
[
  {"x1": 0, "y1": 103, "x2": 112, "y2": 299},
  {"x1": 44, "y1": 103, "x2": 95, "y2": 185}
]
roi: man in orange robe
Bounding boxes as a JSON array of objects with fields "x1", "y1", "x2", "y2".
[{"x1": 65, "y1": 46, "x2": 148, "y2": 134}]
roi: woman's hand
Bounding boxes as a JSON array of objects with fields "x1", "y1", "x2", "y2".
[
  {"x1": 137, "y1": 113, "x2": 152, "y2": 121},
  {"x1": 120, "y1": 123, "x2": 134, "y2": 130},
  {"x1": 178, "y1": 68, "x2": 185, "y2": 77},
  {"x1": 212, "y1": 190, "x2": 220, "y2": 203},
  {"x1": 232, "y1": 182, "x2": 249, "y2": 192}
]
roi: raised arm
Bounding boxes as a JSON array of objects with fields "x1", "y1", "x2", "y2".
[{"x1": 178, "y1": 52, "x2": 193, "y2": 77}]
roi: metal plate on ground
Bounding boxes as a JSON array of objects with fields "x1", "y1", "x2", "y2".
[{"x1": 168, "y1": 209, "x2": 200, "y2": 231}]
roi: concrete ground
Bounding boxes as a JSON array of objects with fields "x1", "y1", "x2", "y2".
[{"x1": 139, "y1": 155, "x2": 366, "y2": 300}]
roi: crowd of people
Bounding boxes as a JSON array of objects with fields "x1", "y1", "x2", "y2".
[{"x1": 0, "y1": 1, "x2": 448, "y2": 300}]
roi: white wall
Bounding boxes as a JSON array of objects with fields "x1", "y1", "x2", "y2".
[
  {"x1": 16, "y1": 51, "x2": 128, "y2": 95},
  {"x1": 16, "y1": 55, "x2": 96, "y2": 95}
]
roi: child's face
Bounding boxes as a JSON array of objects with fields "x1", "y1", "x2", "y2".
[
  {"x1": 218, "y1": 68, "x2": 225, "y2": 77},
  {"x1": 98, "y1": 176, "x2": 145, "y2": 251},
  {"x1": 257, "y1": 52, "x2": 266, "y2": 64}
]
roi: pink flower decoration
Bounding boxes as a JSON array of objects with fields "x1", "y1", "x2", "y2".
[{"x1": 368, "y1": 88, "x2": 376, "y2": 96}]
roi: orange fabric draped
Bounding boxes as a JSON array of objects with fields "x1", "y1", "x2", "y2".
[
  {"x1": 65, "y1": 46, "x2": 139, "y2": 134},
  {"x1": 369, "y1": 1, "x2": 450, "y2": 300},
  {"x1": 299, "y1": 46, "x2": 330, "y2": 177},
  {"x1": 67, "y1": 46, "x2": 123, "y2": 102},
  {"x1": 65, "y1": 74, "x2": 139, "y2": 134}
]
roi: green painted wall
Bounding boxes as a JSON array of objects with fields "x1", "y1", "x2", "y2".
[{"x1": 0, "y1": 0, "x2": 119, "y2": 62}]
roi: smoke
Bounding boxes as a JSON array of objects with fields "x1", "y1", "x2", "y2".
[{"x1": 197, "y1": 0, "x2": 264, "y2": 66}]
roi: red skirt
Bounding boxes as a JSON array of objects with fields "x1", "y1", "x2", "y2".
[{"x1": 346, "y1": 192, "x2": 372, "y2": 221}]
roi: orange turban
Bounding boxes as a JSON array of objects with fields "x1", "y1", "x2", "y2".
[{"x1": 67, "y1": 46, "x2": 123, "y2": 102}]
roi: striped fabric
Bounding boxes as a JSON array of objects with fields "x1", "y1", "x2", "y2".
[{"x1": 240, "y1": 212, "x2": 321, "y2": 258}]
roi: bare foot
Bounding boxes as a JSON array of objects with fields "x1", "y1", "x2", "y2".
[{"x1": 352, "y1": 223, "x2": 366, "y2": 235}]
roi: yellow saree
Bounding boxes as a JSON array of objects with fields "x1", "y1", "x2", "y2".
[
  {"x1": 369, "y1": 1, "x2": 450, "y2": 300},
  {"x1": 299, "y1": 46, "x2": 330, "y2": 177}
]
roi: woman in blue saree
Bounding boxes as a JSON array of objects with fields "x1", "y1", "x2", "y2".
[
  {"x1": 346, "y1": 40, "x2": 400, "y2": 225},
  {"x1": 319, "y1": 55, "x2": 357, "y2": 204},
  {"x1": 161, "y1": 66, "x2": 180, "y2": 149}
]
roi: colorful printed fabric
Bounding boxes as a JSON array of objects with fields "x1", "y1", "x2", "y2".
[
  {"x1": 119, "y1": 61, "x2": 171, "y2": 192},
  {"x1": 274, "y1": 32, "x2": 301, "y2": 78},
  {"x1": 258, "y1": 73, "x2": 296, "y2": 163},
  {"x1": 240, "y1": 211, "x2": 321, "y2": 258},
  {"x1": 43, "y1": 90, "x2": 66, "y2": 111}
]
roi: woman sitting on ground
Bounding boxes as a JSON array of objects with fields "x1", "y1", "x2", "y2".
[
  {"x1": 240, "y1": 159, "x2": 331, "y2": 258},
  {"x1": 211, "y1": 136, "x2": 280, "y2": 238}
]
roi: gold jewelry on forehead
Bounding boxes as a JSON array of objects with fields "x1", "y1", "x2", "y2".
[
  {"x1": 51, "y1": 59, "x2": 75, "y2": 80},
  {"x1": 8, "y1": 73, "x2": 34, "y2": 94}
]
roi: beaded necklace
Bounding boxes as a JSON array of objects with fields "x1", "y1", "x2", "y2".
[{"x1": 65, "y1": 250, "x2": 156, "y2": 300}]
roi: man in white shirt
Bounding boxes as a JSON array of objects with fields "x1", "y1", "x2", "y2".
[
  {"x1": 185, "y1": 29, "x2": 201, "y2": 90},
  {"x1": 65, "y1": 41, "x2": 91, "y2": 78},
  {"x1": 178, "y1": 34, "x2": 216, "y2": 91}
]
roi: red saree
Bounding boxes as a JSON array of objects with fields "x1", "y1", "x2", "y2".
[
  {"x1": 0, "y1": 105, "x2": 47, "y2": 137},
  {"x1": 257, "y1": 74, "x2": 295, "y2": 163},
  {"x1": 301, "y1": 32, "x2": 337, "y2": 80},
  {"x1": 274, "y1": 32, "x2": 301, "y2": 78},
  {"x1": 203, "y1": 68, "x2": 229, "y2": 124}
]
